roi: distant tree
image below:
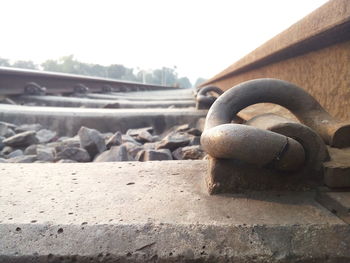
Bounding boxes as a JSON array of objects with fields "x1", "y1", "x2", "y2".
[
  {"x1": 12, "y1": 60, "x2": 37, "y2": 69},
  {"x1": 176, "y1": 77, "x2": 192, "y2": 89},
  {"x1": 0, "y1": 58, "x2": 11, "y2": 67},
  {"x1": 194, "y1": 77, "x2": 207, "y2": 87}
]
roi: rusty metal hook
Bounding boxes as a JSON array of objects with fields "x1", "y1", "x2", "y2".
[
  {"x1": 196, "y1": 86, "x2": 223, "y2": 110},
  {"x1": 203, "y1": 78, "x2": 350, "y2": 148}
]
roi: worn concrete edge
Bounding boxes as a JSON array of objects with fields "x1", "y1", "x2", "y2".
[
  {"x1": 200, "y1": 0, "x2": 350, "y2": 88},
  {"x1": 0, "y1": 223, "x2": 349, "y2": 262},
  {"x1": 316, "y1": 191, "x2": 350, "y2": 225}
]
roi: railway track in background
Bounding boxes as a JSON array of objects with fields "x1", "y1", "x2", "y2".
[{"x1": 0, "y1": 67, "x2": 207, "y2": 163}]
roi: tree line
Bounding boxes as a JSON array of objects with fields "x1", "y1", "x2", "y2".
[{"x1": 0, "y1": 55, "x2": 206, "y2": 88}]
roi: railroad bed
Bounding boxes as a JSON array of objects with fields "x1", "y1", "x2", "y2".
[{"x1": 0, "y1": 68, "x2": 349, "y2": 262}]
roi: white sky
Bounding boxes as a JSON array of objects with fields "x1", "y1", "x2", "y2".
[{"x1": 0, "y1": 0, "x2": 328, "y2": 83}]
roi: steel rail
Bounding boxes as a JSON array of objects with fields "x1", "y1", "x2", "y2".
[{"x1": 0, "y1": 67, "x2": 176, "y2": 95}]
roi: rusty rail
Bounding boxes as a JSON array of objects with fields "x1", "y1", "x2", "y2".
[
  {"x1": 200, "y1": 0, "x2": 350, "y2": 121},
  {"x1": 0, "y1": 67, "x2": 176, "y2": 95}
]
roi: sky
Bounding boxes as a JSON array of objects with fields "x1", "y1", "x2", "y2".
[{"x1": 0, "y1": 0, "x2": 328, "y2": 83}]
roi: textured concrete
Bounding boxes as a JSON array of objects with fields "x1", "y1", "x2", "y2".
[
  {"x1": 201, "y1": 0, "x2": 350, "y2": 121},
  {"x1": 0, "y1": 161, "x2": 349, "y2": 262},
  {"x1": 316, "y1": 191, "x2": 350, "y2": 224},
  {"x1": 0, "y1": 104, "x2": 206, "y2": 136}
]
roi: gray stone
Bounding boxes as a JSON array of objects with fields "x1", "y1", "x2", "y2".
[
  {"x1": 78, "y1": 126, "x2": 106, "y2": 158},
  {"x1": 127, "y1": 126, "x2": 154, "y2": 137},
  {"x1": 105, "y1": 131, "x2": 122, "y2": 149},
  {"x1": 94, "y1": 145, "x2": 128, "y2": 162},
  {"x1": 3, "y1": 131, "x2": 39, "y2": 147},
  {"x1": 189, "y1": 136, "x2": 201, "y2": 145},
  {"x1": 123, "y1": 142, "x2": 144, "y2": 159},
  {"x1": 56, "y1": 147, "x2": 90, "y2": 162},
  {"x1": 36, "y1": 129, "x2": 57, "y2": 143},
  {"x1": 143, "y1": 142, "x2": 157, "y2": 150},
  {"x1": 50, "y1": 138, "x2": 81, "y2": 153},
  {"x1": 156, "y1": 132, "x2": 191, "y2": 151},
  {"x1": 7, "y1": 155, "x2": 37, "y2": 163},
  {"x1": 56, "y1": 159, "x2": 77, "y2": 163},
  {"x1": 0, "y1": 123, "x2": 14, "y2": 137},
  {"x1": 121, "y1": 134, "x2": 142, "y2": 145},
  {"x1": 187, "y1": 127, "x2": 202, "y2": 136},
  {"x1": 135, "y1": 129, "x2": 154, "y2": 143},
  {"x1": 36, "y1": 147, "x2": 55, "y2": 162},
  {"x1": 172, "y1": 145, "x2": 205, "y2": 160},
  {"x1": 0, "y1": 136, "x2": 5, "y2": 151},
  {"x1": 175, "y1": 123, "x2": 191, "y2": 132},
  {"x1": 0, "y1": 121, "x2": 17, "y2": 130},
  {"x1": 7, "y1": 149, "x2": 24, "y2": 159},
  {"x1": 1, "y1": 146, "x2": 14, "y2": 156},
  {"x1": 152, "y1": 135, "x2": 160, "y2": 141},
  {"x1": 24, "y1": 144, "x2": 39, "y2": 155},
  {"x1": 15, "y1": 123, "x2": 42, "y2": 133},
  {"x1": 0, "y1": 157, "x2": 8, "y2": 163},
  {"x1": 137, "y1": 149, "x2": 173, "y2": 161}
]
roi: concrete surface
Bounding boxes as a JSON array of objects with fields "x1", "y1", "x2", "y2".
[
  {"x1": 0, "y1": 161, "x2": 349, "y2": 262},
  {"x1": 316, "y1": 191, "x2": 350, "y2": 224},
  {"x1": 0, "y1": 104, "x2": 206, "y2": 136}
]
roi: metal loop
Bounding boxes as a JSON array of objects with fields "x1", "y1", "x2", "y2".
[
  {"x1": 24, "y1": 82, "x2": 46, "y2": 95},
  {"x1": 74, "y1": 83, "x2": 89, "y2": 94},
  {"x1": 196, "y1": 86, "x2": 223, "y2": 110},
  {"x1": 204, "y1": 78, "x2": 350, "y2": 148}
]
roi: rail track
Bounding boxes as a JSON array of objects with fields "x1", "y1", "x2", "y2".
[{"x1": 1, "y1": 1, "x2": 350, "y2": 261}]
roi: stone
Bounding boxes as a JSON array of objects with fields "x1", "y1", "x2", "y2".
[
  {"x1": 121, "y1": 134, "x2": 142, "y2": 145},
  {"x1": 143, "y1": 142, "x2": 157, "y2": 150},
  {"x1": 135, "y1": 129, "x2": 153, "y2": 143},
  {"x1": 187, "y1": 128, "x2": 202, "y2": 136},
  {"x1": 51, "y1": 138, "x2": 81, "y2": 153},
  {"x1": 15, "y1": 123, "x2": 42, "y2": 133},
  {"x1": 0, "y1": 158, "x2": 8, "y2": 163},
  {"x1": 0, "y1": 123, "x2": 11, "y2": 137},
  {"x1": 78, "y1": 126, "x2": 106, "y2": 158},
  {"x1": 1, "y1": 146, "x2": 14, "y2": 156},
  {"x1": 7, "y1": 149, "x2": 24, "y2": 159},
  {"x1": 7, "y1": 155, "x2": 37, "y2": 163},
  {"x1": 172, "y1": 145, "x2": 205, "y2": 160},
  {"x1": 94, "y1": 145, "x2": 128, "y2": 162},
  {"x1": 156, "y1": 132, "x2": 191, "y2": 151},
  {"x1": 137, "y1": 149, "x2": 173, "y2": 161},
  {"x1": 127, "y1": 126, "x2": 154, "y2": 137},
  {"x1": 152, "y1": 135, "x2": 160, "y2": 141},
  {"x1": 0, "y1": 121, "x2": 17, "y2": 130},
  {"x1": 0, "y1": 136, "x2": 5, "y2": 151},
  {"x1": 56, "y1": 159, "x2": 77, "y2": 163},
  {"x1": 189, "y1": 136, "x2": 201, "y2": 146},
  {"x1": 123, "y1": 142, "x2": 144, "y2": 159},
  {"x1": 175, "y1": 123, "x2": 190, "y2": 132},
  {"x1": 36, "y1": 147, "x2": 55, "y2": 162},
  {"x1": 3, "y1": 131, "x2": 39, "y2": 147},
  {"x1": 105, "y1": 131, "x2": 122, "y2": 149},
  {"x1": 56, "y1": 147, "x2": 90, "y2": 162},
  {"x1": 24, "y1": 144, "x2": 39, "y2": 155},
  {"x1": 36, "y1": 129, "x2": 57, "y2": 143}
]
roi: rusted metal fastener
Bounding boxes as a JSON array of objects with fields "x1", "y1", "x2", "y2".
[
  {"x1": 202, "y1": 123, "x2": 305, "y2": 171},
  {"x1": 204, "y1": 78, "x2": 350, "y2": 148},
  {"x1": 74, "y1": 83, "x2": 89, "y2": 94},
  {"x1": 24, "y1": 82, "x2": 46, "y2": 95},
  {"x1": 246, "y1": 113, "x2": 329, "y2": 173},
  {"x1": 196, "y1": 86, "x2": 223, "y2": 110}
]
